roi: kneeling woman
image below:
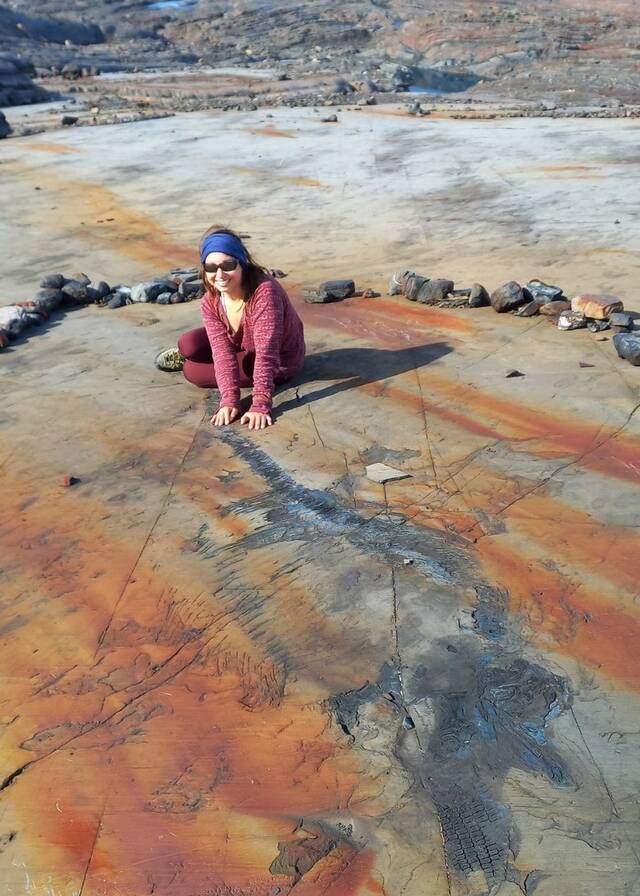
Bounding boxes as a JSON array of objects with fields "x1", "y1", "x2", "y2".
[{"x1": 163, "y1": 227, "x2": 305, "y2": 430}]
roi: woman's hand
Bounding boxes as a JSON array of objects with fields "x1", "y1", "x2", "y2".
[
  {"x1": 211, "y1": 406, "x2": 239, "y2": 427},
  {"x1": 240, "y1": 411, "x2": 272, "y2": 430}
]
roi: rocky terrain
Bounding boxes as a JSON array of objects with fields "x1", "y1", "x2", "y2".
[{"x1": 1, "y1": 0, "x2": 640, "y2": 136}]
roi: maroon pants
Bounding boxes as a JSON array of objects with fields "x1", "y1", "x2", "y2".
[{"x1": 178, "y1": 327, "x2": 255, "y2": 389}]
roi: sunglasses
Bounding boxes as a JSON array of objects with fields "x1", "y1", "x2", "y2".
[{"x1": 204, "y1": 258, "x2": 239, "y2": 274}]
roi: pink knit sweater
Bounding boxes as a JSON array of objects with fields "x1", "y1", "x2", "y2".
[{"x1": 201, "y1": 275, "x2": 305, "y2": 415}]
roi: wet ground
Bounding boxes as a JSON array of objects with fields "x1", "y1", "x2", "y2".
[{"x1": 1, "y1": 107, "x2": 639, "y2": 895}]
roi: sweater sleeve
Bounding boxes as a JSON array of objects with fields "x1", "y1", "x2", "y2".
[
  {"x1": 201, "y1": 294, "x2": 241, "y2": 409},
  {"x1": 248, "y1": 283, "x2": 284, "y2": 415}
]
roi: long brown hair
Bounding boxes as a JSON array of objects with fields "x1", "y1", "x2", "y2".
[{"x1": 199, "y1": 225, "x2": 270, "y2": 302}]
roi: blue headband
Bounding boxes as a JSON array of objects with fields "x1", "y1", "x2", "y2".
[{"x1": 200, "y1": 232, "x2": 249, "y2": 267}]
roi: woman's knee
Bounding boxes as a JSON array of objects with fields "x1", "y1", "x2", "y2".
[
  {"x1": 182, "y1": 360, "x2": 218, "y2": 389},
  {"x1": 178, "y1": 327, "x2": 210, "y2": 360}
]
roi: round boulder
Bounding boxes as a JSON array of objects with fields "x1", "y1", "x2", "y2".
[{"x1": 490, "y1": 281, "x2": 527, "y2": 313}]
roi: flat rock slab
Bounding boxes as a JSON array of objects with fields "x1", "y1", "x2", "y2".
[
  {"x1": 1, "y1": 107, "x2": 640, "y2": 896},
  {"x1": 365, "y1": 462, "x2": 413, "y2": 483}
]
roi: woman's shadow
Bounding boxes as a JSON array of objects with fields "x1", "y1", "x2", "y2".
[{"x1": 275, "y1": 342, "x2": 452, "y2": 414}]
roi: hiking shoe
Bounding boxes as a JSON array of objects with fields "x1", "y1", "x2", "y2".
[{"x1": 154, "y1": 346, "x2": 185, "y2": 371}]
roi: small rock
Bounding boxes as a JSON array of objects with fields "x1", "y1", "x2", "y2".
[
  {"x1": 321, "y1": 114, "x2": 338, "y2": 123},
  {"x1": 34, "y1": 288, "x2": 64, "y2": 313},
  {"x1": 178, "y1": 280, "x2": 204, "y2": 300},
  {"x1": 609, "y1": 311, "x2": 634, "y2": 330},
  {"x1": 40, "y1": 273, "x2": 66, "y2": 289},
  {"x1": 270, "y1": 269, "x2": 287, "y2": 278},
  {"x1": 303, "y1": 290, "x2": 329, "y2": 304},
  {"x1": 334, "y1": 78, "x2": 355, "y2": 94},
  {"x1": 587, "y1": 318, "x2": 610, "y2": 332},
  {"x1": 93, "y1": 280, "x2": 111, "y2": 298},
  {"x1": 516, "y1": 300, "x2": 541, "y2": 317},
  {"x1": 70, "y1": 272, "x2": 91, "y2": 286},
  {"x1": 389, "y1": 270, "x2": 415, "y2": 296},
  {"x1": 415, "y1": 278, "x2": 454, "y2": 304},
  {"x1": 362, "y1": 288, "x2": 380, "y2": 298},
  {"x1": 131, "y1": 280, "x2": 178, "y2": 303},
  {"x1": 60, "y1": 475, "x2": 80, "y2": 487},
  {"x1": 61, "y1": 280, "x2": 90, "y2": 305},
  {"x1": 156, "y1": 293, "x2": 172, "y2": 305},
  {"x1": 365, "y1": 463, "x2": 412, "y2": 484},
  {"x1": 61, "y1": 115, "x2": 78, "y2": 127},
  {"x1": 571, "y1": 293, "x2": 623, "y2": 319},
  {"x1": 539, "y1": 299, "x2": 571, "y2": 316},
  {"x1": 403, "y1": 274, "x2": 428, "y2": 302},
  {"x1": 319, "y1": 279, "x2": 356, "y2": 300},
  {"x1": 107, "y1": 294, "x2": 126, "y2": 309},
  {"x1": 558, "y1": 310, "x2": 587, "y2": 330},
  {"x1": 525, "y1": 279, "x2": 563, "y2": 302},
  {"x1": 0, "y1": 111, "x2": 12, "y2": 140},
  {"x1": 468, "y1": 283, "x2": 489, "y2": 307},
  {"x1": 505, "y1": 369, "x2": 525, "y2": 378},
  {"x1": 490, "y1": 281, "x2": 527, "y2": 313},
  {"x1": 613, "y1": 332, "x2": 640, "y2": 366},
  {"x1": 579, "y1": 361, "x2": 595, "y2": 368},
  {"x1": 170, "y1": 293, "x2": 184, "y2": 304}
]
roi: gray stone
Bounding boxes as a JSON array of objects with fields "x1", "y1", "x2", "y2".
[
  {"x1": 131, "y1": 280, "x2": 178, "y2": 303},
  {"x1": 334, "y1": 78, "x2": 355, "y2": 94},
  {"x1": 93, "y1": 281, "x2": 111, "y2": 298},
  {"x1": 468, "y1": 283, "x2": 489, "y2": 307},
  {"x1": 490, "y1": 281, "x2": 527, "y2": 313},
  {"x1": 169, "y1": 267, "x2": 199, "y2": 278},
  {"x1": 389, "y1": 270, "x2": 415, "y2": 296},
  {"x1": 303, "y1": 290, "x2": 330, "y2": 304},
  {"x1": 70, "y1": 272, "x2": 91, "y2": 286},
  {"x1": 61, "y1": 280, "x2": 90, "y2": 304},
  {"x1": 156, "y1": 293, "x2": 172, "y2": 305},
  {"x1": 107, "y1": 294, "x2": 126, "y2": 309},
  {"x1": 404, "y1": 274, "x2": 430, "y2": 301},
  {"x1": 61, "y1": 64, "x2": 82, "y2": 81},
  {"x1": 321, "y1": 114, "x2": 338, "y2": 123},
  {"x1": 40, "y1": 274, "x2": 66, "y2": 289},
  {"x1": 613, "y1": 332, "x2": 640, "y2": 365},
  {"x1": 587, "y1": 319, "x2": 610, "y2": 333},
  {"x1": 178, "y1": 280, "x2": 204, "y2": 300},
  {"x1": 609, "y1": 311, "x2": 634, "y2": 330},
  {"x1": 61, "y1": 115, "x2": 79, "y2": 127},
  {"x1": 525, "y1": 279, "x2": 563, "y2": 302},
  {"x1": 319, "y1": 279, "x2": 355, "y2": 300},
  {"x1": 34, "y1": 288, "x2": 64, "y2": 313},
  {"x1": 415, "y1": 278, "x2": 455, "y2": 304},
  {"x1": 0, "y1": 111, "x2": 12, "y2": 139}
]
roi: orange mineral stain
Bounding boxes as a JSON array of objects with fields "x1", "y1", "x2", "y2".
[
  {"x1": 477, "y1": 537, "x2": 640, "y2": 688},
  {"x1": 4, "y1": 161, "x2": 195, "y2": 267}
]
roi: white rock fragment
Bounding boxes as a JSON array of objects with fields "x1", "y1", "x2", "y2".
[{"x1": 365, "y1": 463, "x2": 412, "y2": 484}]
